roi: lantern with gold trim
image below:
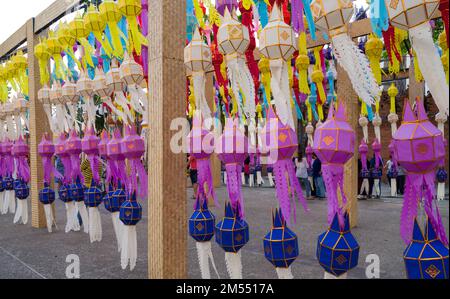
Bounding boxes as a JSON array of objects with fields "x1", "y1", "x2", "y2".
[
  {"x1": 106, "y1": 59, "x2": 133, "y2": 124},
  {"x1": 77, "y1": 69, "x2": 98, "y2": 131},
  {"x1": 84, "y1": 5, "x2": 114, "y2": 58},
  {"x1": 310, "y1": 0, "x2": 380, "y2": 106},
  {"x1": 404, "y1": 217, "x2": 449, "y2": 279},
  {"x1": 119, "y1": 191, "x2": 142, "y2": 271},
  {"x1": 118, "y1": 0, "x2": 148, "y2": 56},
  {"x1": 46, "y1": 30, "x2": 66, "y2": 81},
  {"x1": 217, "y1": 8, "x2": 256, "y2": 144},
  {"x1": 259, "y1": 4, "x2": 298, "y2": 130},
  {"x1": 100, "y1": 0, "x2": 126, "y2": 59},
  {"x1": 61, "y1": 80, "x2": 80, "y2": 132},
  {"x1": 69, "y1": 14, "x2": 96, "y2": 69}
]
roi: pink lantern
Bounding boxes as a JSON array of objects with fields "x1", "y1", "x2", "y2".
[
  {"x1": 39, "y1": 133, "x2": 62, "y2": 184},
  {"x1": 107, "y1": 129, "x2": 128, "y2": 188},
  {"x1": 55, "y1": 133, "x2": 72, "y2": 185},
  {"x1": 82, "y1": 127, "x2": 101, "y2": 184},
  {"x1": 186, "y1": 112, "x2": 217, "y2": 206},
  {"x1": 392, "y1": 98, "x2": 447, "y2": 245},
  {"x1": 313, "y1": 102, "x2": 355, "y2": 228},
  {"x1": 12, "y1": 136, "x2": 30, "y2": 184},
  {"x1": 2, "y1": 138, "x2": 14, "y2": 178},
  {"x1": 260, "y1": 108, "x2": 308, "y2": 225},
  {"x1": 66, "y1": 130, "x2": 84, "y2": 183},
  {"x1": 121, "y1": 126, "x2": 148, "y2": 198},
  {"x1": 216, "y1": 118, "x2": 248, "y2": 218}
]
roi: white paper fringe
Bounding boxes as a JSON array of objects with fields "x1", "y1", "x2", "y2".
[
  {"x1": 268, "y1": 173, "x2": 275, "y2": 187},
  {"x1": 77, "y1": 202, "x2": 89, "y2": 234},
  {"x1": 225, "y1": 251, "x2": 243, "y2": 279},
  {"x1": 360, "y1": 178, "x2": 370, "y2": 196},
  {"x1": 8, "y1": 190, "x2": 15, "y2": 214},
  {"x1": 196, "y1": 241, "x2": 220, "y2": 279},
  {"x1": 44, "y1": 204, "x2": 55, "y2": 233},
  {"x1": 270, "y1": 59, "x2": 295, "y2": 129},
  {"x1": 324, "y1": 272, "x2": 348, "y2": 279},
  {"x1": 391, "y1": 178, "x2": 397, "y2": 197},
  {"x1": 89, "y1": 207, "x2": 102, "y2": 243},
  {"x1": 65, "y1": 202, "x2": 80, "y2": 233},
  {"x1": 256, "y1": 171, "x2": 265, "y2": 186},
  {"x1": 13, "y1": 199, "x2": 28, "y2": 225},
  {"x1": 276, "y1": 267, "x2": 294, "y2": 279},
  {"x1": 121, "y1": 225, "x2": 137, "y2": 271},
  {"x1": 437, "y1": 183, "x2": 445, "y2": 201},
  {"x1": 112, "y1": 212, "x2": 122, "y2": 252}
]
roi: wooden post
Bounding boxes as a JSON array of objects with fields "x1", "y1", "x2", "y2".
[
  {"x1": 27, "y1": 18, "x2": 51, "y2": 229},
  {"x1": 337, "y1": 64, "x2": 359, "y2": 228},
  {"x1": 148, "y1": 0, "x2": 187, "y2": 279}
]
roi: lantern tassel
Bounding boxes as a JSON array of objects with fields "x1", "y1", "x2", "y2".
[
  {"x1": 112, "y1": 212, "x2": 122, "y2": 252},
  {"x1": 276, "y1": 267, "x2": 294, "y2": 279},
  {"x1": 121, "y1": 225, "x2": 137, "y2": 271},
  {"x1": 8, "y1": 190, "x2": 16, "y2": 214},
  {"x1": 44, "y1": 204, "x2": 56, "y2": 233},
  {"x1": 89, "y1": 207, "x2": 102, "y2": 243},
  {"x1": 13, "y1": 199, "x2": 28, "y2": 225},
  {"x1": 270, "y1": 59, "x2": 295, "y2": 129},
  {"x1": 225, "y1": 251, "x2": 243, "y2": 279},
  {"x1": 77, "y1": 202, "x2": 89, "y2": 234},
  {"x1": 65, "y1": 202, "x2": 80, "y2": 233},
  {"x1": 409, "y1": 22, "x2": 449, "y2": 116},
  {"x1": 324, "y1": 272, "x2": 348, "y2": 279},
  {"x1": 192, "y1": 74, "x2": 213, "y2": 128},
  {"x1": 332, "y1": 33, "x2": 379, "y2": 106},
  {"x1": 196, "y1": 241, "x2": 220, "y2": 279}
]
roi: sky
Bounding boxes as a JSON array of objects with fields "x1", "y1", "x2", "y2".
[{"x1": 0, "y1": 0, "x2": 368, "y2": 45}]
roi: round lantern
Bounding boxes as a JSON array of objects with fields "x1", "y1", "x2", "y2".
[
  {"x1": 14, "y1": 179, "x2": 29, "y2": 200},
  {"x1": 93, "y1": 67, "x2": 113, "y2": 99},
  {"x1": 106, "y1": 59, "x2": 124, "y2": 93},
  {"x1": 120, "y1": 52, "x2": 145, "y2": 86},
  {"x1": 384, "y1": 0, "x2": 440, "y2": 30},
  {"x1": 404, "y1": 218, "x2": 449, "y2": 279},
  {"x1": 189, "y1": 198, "x2": 216, "y2": 243},
  {"x1": 68, "y1": 177, "x2": 84, "y2": 203},
  {"x1": 39, "y1": 183, "x2": 56, "y2": 205},
  {"x1": 263, "y1": 209, "x2": 299, "y2": 279},
  {"x1": 58, "y1": 184, "x2": 71, "y2": 203},
  {"x1": 317, "y1": 213, "x2": 360, "y2": 278},
  {"x1": 217, "y1": 8, "x2": 250, "y2": 57},
  {"x1": 184, "y1": 28, "x2": 213, "y2": 74}
]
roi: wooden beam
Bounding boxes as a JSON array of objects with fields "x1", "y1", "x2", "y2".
[
  {"x1": 27, "y1": 18, "x2": 52, "y2": 229},
  {"x1": 337, "y1": 64, "x2": 359, "y2": 228},
  {"x1": 0, "y1": 23, "x2": 27, "y2": 60},
  {"x1": 34, "y1": 0, "x2": 82, "y2": 34},
  {"x1": 148, "y1": 0, "x2": 187, "y2": 279}
]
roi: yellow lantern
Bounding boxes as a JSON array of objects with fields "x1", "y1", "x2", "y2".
[
  {"x1": 310, "y1": 0, "x2": 379, "y2": 107},
  {"x1": 0, "y1": 65, "x2": 8, "y2": 102},
  {"x1": 34, "y1": 38, "x2": 51, "y2": 86},
  {"x1": 365, "y1": 34, "x2": 384, "y2": 85},
  {"x1": 118, "y1": 0, "x2": 148, "y2": 56},
  {"x1": 100, "y1": 0, "x2": 126, "y2": 59},
  {"x1": 46, "y1": 30, "x2": 66, "y2": 81},
  {"x1": 259, "y1": 4, "x2": 298, "y2": 129},
  {"x1": 11, "y1": 51, "x2": 28, "y2": 97},
  {"x1": 5, "y1": 60, "x2": 19, "y2": 93},
  {"x1": 387, "y1": 83, "x2": 399, "y2": 135},
  {"x1": 85, "y1": 5, "x2": 114, "y2": 58},
  {"x1": 382, "y1": 0, "x2": 448, "y2": 116},
  {"x1": 57, "y1": 21, "x2": 82, "y2": 73},
  {"x1": 69, "y1": 14, "x2": 95, "y2": 68}
]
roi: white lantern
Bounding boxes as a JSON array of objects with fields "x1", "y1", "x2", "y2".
[
  {"x1": 385, "y1": 0, "x2": 440, "y2": 30},
  {"x1": 382, "y1": 0, "x2": 448, "y2": 116},
  {"x1": 77, "y1": 70, "x2": 94, "y2": 98},
  {"x1": 62, "y1": 80, "x2": 79, "y2": 104},
  {"x1": 120, "y1": 52, "x2": 147, "y2": 119},
  {"x1": 50, "y1": 82, "x2": 63, "y2": 106},
  {"x1": 217, "y1": 8, "x2": 250, "y2": 56},
  {"x1": 38, "y1": 85, "x2": 51, "y2": 105},
  {"x1": 184, "y1": 28, "x2": 213, "y2": 74},
  {"x1": 106, "y1": 59, "x2": 132, "y2": 124},
  {"x1": 259, "y1": 5, "x2": 298, "y2": 61},
  {"x1": 310, "y1": 0, "x2": 380, "y2": 107},
  {"x1": 93, "y1": 67, "x2": 112, "y2": 99}
]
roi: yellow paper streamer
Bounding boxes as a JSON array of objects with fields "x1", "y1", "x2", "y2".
[
  {"x1": 85, "y1": 5, "x2": 114, "y2": 58},
  {"x1": 34, "y1": 38, "x2": 51, "y2": 85},
  {"x1": 438, "y1": 31, "x2": 449, "y2": 84},
  {"x1": 100, "y1": 0, "x2": 126, "y2": 59},
  {"x1": 412, "y1": 50, "x2": 424, "y2": 83},
  {"x1": 69, "y1": 14, "x2": 96, "y2": 68},
  {"x1": 5, "y1": 60, "x2": 20, "y2": 92},
  {"x1": 305, "y1": 97, "x2": 312, "y2": 122},
  {"x1": 258, "y1": 56, "x2": 272, "y2": 105},
  {"x1": 312, "y1": 47, "x2": 326, "y2": 107},
  {"x1": 0, "y1": 65, "x2": 9, "y2": 102},
  {"x1": 295, "y1": 31, "x2": 310, "y2": 94},
  {"x1": 57, "y1": 22, "x2": 82, "y2": 73},
  {"x1": 118, "y1": 0, "x2": 148, "y2": 56},
  {"x1": 365, "y1": 34, "x2": 384, "y2": 85}
]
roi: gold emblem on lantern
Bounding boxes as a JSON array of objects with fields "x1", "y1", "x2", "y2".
[
  {"x1": 235, "y1": 233, "x2": 243, "y2": 242},
  {"x1": 336, "y1": 254, "x2": 348, "y2": 265},
  {"x1": 425, "y1": 264, "x2": 440, "y2": 278},
  {"x1": 389, "y1": 0, "x2": 399, "y2": 9},
  {"x1": 416, "y1": 143, "x2": 429, "y2": 155},
  {"x1": 323, "y1": 136, "x2": 335, "y2": 146},
  {"x1": 196, "y1": 223, "x2": 204, "y2": 231},
  {"x1": 278, "y1": 133, "x2": 288, "y2": 143}
]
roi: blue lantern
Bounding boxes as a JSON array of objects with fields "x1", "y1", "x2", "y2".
[
  {"x1": 189, "y1": 199, "x2": 216, "y2": 242},
  {"x1": 3, "y1": 176, "x2": 14, "y2": 191},
  {"x1": 111, "y1": 183, "x2": 127, "y2": 212},
  {"x1": 404, "y1": 218, "x2": 449, "y2": 279},
  {"x1": 39, "y1": 183, "x2": 56, "y2": 205},
  {"x1": 215, "y1": 202, "x2": 249, "y2": 253},
  {"x1": 317, "y1": 213, "x2": 360, "y2": 277},
  {"x1": 14, "y1": 180, "x2": 29, "y2": 200},
  {"x1": 58, "y1": 184, "x2": 72, "y2": 203},
  {"x1": 263, "y1": 209, "x2": 299, "y2": 269},
  {"x1": 103, "y1": 184, "x2": 118, "y2": 213},
  {"x1": 120, "y1": 192, "x2": 143, "y2": 226},
  {"x1": 0, "y1": 176, "x2": 4, "y2": 192},
  {"x1": 84, "y1": 180, "x2": 104, "y2": 208},
  {"x1": 68, "y1": 177, "x2": 85, "y2": 202},
  {"x1": 437, "y1": 167, "x2": 448, "y2": 183}
]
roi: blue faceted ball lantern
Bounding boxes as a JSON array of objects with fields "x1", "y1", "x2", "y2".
[
  {"x1": 215, "y1": 202, "x2": 250, "y2": 253},
  {"x1": 84, "y1": 180, "x2": 104, "y2": 208},
  {"x1": 104, "y1": 184, "x2": 118, "y2": 213},
  {"x1": 404, "y1": 218, "x2": 449, "y2": 279},
  {"x1": 189, "y1": 199, "x2": 216, "y2": 242},
  {"x1": 0, "y1": 177, "x2": 4, "y2": 192},
  {"x1": 263, "y1": 209, "x2": 299, "y2": 269},
  {"x1": 111, "y1": 184, "x2": 127, "y2": 211},
  {"x1": 317, "y1": 213, "x2": 360, "y2": 277},
  {"x1": 120, "y1": 192, "x2": 143, "y2": 226},
  {"x1": 3, "y1": 176, "x2": 14, "y2": 191},
  {"x1": 14, "y1": 180, "x2": 29, "y2": 200},
  {"x1": 436, "y1": 167, "x2": 448, "y2": 183},
  {"x1": 68, "y1": 177, "x2": 85, "y2": 202},
  {"x1": 58, "y1": 184, "x2": 72, "y2": 203},
  {"x1": 39, "y1": 183, "x2": 56, "y2": 205}
]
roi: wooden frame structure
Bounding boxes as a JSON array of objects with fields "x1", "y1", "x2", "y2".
[{"x1": 0, "y1": 0, "x2": 428, "y2": 279}]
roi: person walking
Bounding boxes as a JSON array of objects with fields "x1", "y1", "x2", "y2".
[
  {"x1": 188, "y1": 155, "x2": 198, "y2": 200},
  {"x1": 312, "y1": 155, "x2": 326, "y2": 199},
  {"x1": 296, "y1": 157, "x2": 312, "y2": 199}
]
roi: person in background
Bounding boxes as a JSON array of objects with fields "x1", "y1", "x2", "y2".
[
  {"x1": 244, "y1": 155, "x2": 251, "y2": 186},
  {"x1": 296, "y1": 157, "x2": 312, "y2": 200},
  {"x1": 188, "y1": 154, "x2": 198, "y2": 200},
  {"x1": 312, "y1": 154, "x2": 326, "y2": 199},
  {"x1": 397, "y1": 163, "x2": 406, "y2": 195}
]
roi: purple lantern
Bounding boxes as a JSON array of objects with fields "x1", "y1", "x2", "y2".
[
  {"x1": 12, "y1": 136, "x2": 30, "y2": 184},
  {"x1": 66, "y1": 130, "x2": 84, "y2": 184},
  {"x1": 121, "y1": 125, "x2": 148, "y2": 198},
  {"x1": 2, "y1": 138, "x2": 14, "y2": 178},
  {"x1": 216, "y1": 118, "x2": 248, "y2": 218},
  {"x1": 187, "y1": 112, "x2": 217, "y2": 207},
  {"x1": 260, "y1": 108, "x2": 308, "y2": 225},
  {"x1": 38, "y1": 133, "x2": 62, "y2": 185},
  {"x1": 359, "y1": 140, "x2": 370, "y2": 178},
  {"x1": 216, "y1": 0, "x2": 238, "y2": 16},
  {"x1": 313, "y1": 102, "x2": 355, "y2": 228},
  {"x1": 392, "y1": 98, "x2": 447, "y2": 245},
  {"x1": 107, "y1": 129, "x2": 128, "y2": 189}
]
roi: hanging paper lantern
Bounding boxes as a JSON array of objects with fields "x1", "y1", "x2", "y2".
[
  {"x1": 111, "y1": 183, "x2": 127, "y2": 252},
  {"x1": 69, "y1": 14, "x2": 96, "y2": 68},
  {"x1": 100, "y1": 0, "x2": 126, "y2": 59},
  {"x1": 77, "y1": 70, "x2": 98, "y2": 131},
  {"x1": 263, "y1": 209, "x2": 299, "y2": 279},
  {"x1": 375, "y1": 0, "x2": 449, "y2": 115},
  {"x1": 106, "y1": 59, "x2": 133, "y2": 124},
  {"x1": 311, "y1": 0, "x2": 379, "y2": 106},
  {"x1": 404, "y1": 217, "x2": 449, "y2": 279},
  {"x1": 317, "y1": 213, "x2": 360, "y2": 278},
  {"x1": 215, "y1": 202, "x2": 250, "y2": 279},
  {"x1": 1, "y1": 138, "x2": 15, "y2": 215},
  {"x1": 12, "y1": 136, "x2": 30, "y2": 225},
  {"x1": 62, "y1": 81, "x2": 80, "y2": 131},
  {"x1": 313, "y1": 102, "x2": 355, "y2": 227},
  {"x1": 120, "y1": 192, "x2": 142, "y2": 270},
  {"x1": 93, "y1": 67, "x2": 113, "y2": 99},
  {"x1": 365, "y1": 35, "x2": 384, "y2": 85},
  {"x1": 84, "y1": 180, "x2": 104, "y2": 243},
  {"x1": 189, "y1": 197, "x2": 219, "y2": 279},
  {"x1": 217, "y1": 9, "x2": 256, "y2": 142},
  {"x1": 118, "y1": 0, "x2": 148, "y2": 56},
  {"x1": 393, "y1": 98, "x2": 447, "y2": 246},
  {"x1": 259, "y1": 5, "x2": 298, "y2": 129},
  {"x1": 46, "y1": 31, "x2": 66, "y2": 80},
  {"x1": 34, "y1": 39, "x2": 51, "y2": 86},
  {"x1": 260, "y1": 108, "x2": 309, "y2": 224},
  {"x1": 107, "y1": 129, "x2": 129, "y2": 189},
  {"x1": 84, "y1": 5, "x2": 114, "y2": 58}
]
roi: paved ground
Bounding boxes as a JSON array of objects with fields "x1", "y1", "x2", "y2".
[{"x1": 0, "y1": 183, "x2": 448, "y2": 279}]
